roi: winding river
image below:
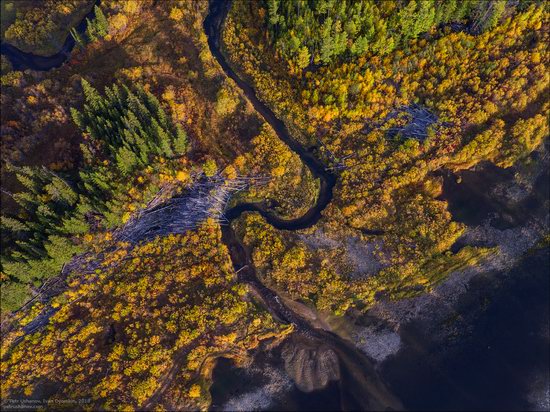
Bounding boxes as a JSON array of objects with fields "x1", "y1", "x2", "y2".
[
  {"x1": 2, "y1": 1, "x2": 402, "y2": 410},
  {"x1": 204, "y1": 1, "x2": 400, "y2": 410}
]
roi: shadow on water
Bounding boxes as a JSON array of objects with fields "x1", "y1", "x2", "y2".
[
  {"x1": 412, "y1": 152, "x2": 550, "y2": 410},
  {"x1": 3, "y1": 0, "x2": 547, "y2": 409},
  {"x1": 209, "y1": 349, "x2": 343, "y2": 412},
  {"x1": 380, "y1": 246, "x2": 549, "y2": 410},
  {"x1": 439, "y1": 162, "x2": 515, "y2": 228},
  {"x1": 439, "y1": 159, "x2": 549, "y2": 230},
  {"x1": 206, "y1": 0, "x2": 549, "y2": 410}
]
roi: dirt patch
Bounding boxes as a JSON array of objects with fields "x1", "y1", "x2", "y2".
[{"x1": 299, "y1": 229, "x2": 385, "y2": 278}]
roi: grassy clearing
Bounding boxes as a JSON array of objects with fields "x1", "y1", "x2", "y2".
[{"x1": 389, "y1": 246, "x2": 497, "y2": 301}]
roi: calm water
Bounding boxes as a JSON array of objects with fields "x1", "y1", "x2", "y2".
[
  {"x1": 385, "y1": 158, "x2": 549, "y2": 410},
  {"x1": 211, "y1": 157, "x2": 549, "y2": 411},
  {"x1": 381, "y1": 246, "x2": 549, "y2": 411},
  {"x1": 440, "y1": 159, "x2": 549, "y2": 230},
  {"x1": 209, "y1": 349, "x2": 343, "y2": 411},
  {"x1": 210, "y1": 246, "x2": 549, "y2": 411},
  {"x1": 3, "y1": 0, "x2": 547, "y2": 409}
]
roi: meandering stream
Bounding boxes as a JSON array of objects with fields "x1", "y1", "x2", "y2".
[
  {"x1": 2, "y1": 1, "x2": 402, "y2": 410},
  {"x1": 204, "y1": 1, "x2": 402, "y2": 409}
]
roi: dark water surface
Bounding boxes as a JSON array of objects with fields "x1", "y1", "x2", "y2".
[
  {"x1": 439, "y1": 159, "x2": 549, "y2": 230},
  {"x1": 209, "y1": 355, "x2": 343, "y2": 412},
  {"x1": 0, "y1": 1, "x2": 99, "y2": 71},
  {"x1": 382, "y1": 246, "x2": 549, "y2": 411},
  {"x1": 2, "y1": 0, "x2": 548, "y2": 410},
  {"x1": 209, "y1": 245, "x2": 549, "y2": 411}
]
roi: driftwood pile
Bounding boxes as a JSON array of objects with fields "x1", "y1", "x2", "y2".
[
  {"x1": 2, "y1": 173, "x2": 270, "y2": 337},
  {"x1": 385, "y1": 104, "x2": 439, "y2": 141},
  {"x1": 362, "y1": 104, "x2": 440, "y2": 142},
  {"x1": 115, "y1": 173, "x2": 270, "y2": 244}
]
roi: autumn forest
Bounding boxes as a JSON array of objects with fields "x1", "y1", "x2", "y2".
[{"x1": 0, "y1": 0, "x2": 548, "y2": 411}]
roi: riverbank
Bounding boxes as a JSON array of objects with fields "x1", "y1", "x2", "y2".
[
  {"x1": 1, "y1": 0, "x2": 547, "y2": 409},
  {"x1": 359, "y1": 149, "x2": 549, "y2": 410},
  {"x1": 205, "y1": 0, "x2": 402, "y2": 409},
  {"x1": 210, "y1": 156, "x2": 549, "y2": 411}
]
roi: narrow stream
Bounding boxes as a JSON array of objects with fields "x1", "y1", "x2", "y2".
[
  {"x1": 5, "y1": 0, "x2": 548, "y2": 411},
  {"x1": 2, "y1": 1, "x2": 402, "y2": 409},
  {"x1": 203, "y1": 0, "x2": 338, "y2": 231},
  {"x1": 204, "y1": 1, "x2": 402, "y2": 410}
]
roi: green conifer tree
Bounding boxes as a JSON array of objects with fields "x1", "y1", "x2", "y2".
[
  {"x1": 173, "y1": 126, "x2": 189, "y2": 154},
  {"x1": 93, "y1": 5, "x2": 109, "y2": 37}
]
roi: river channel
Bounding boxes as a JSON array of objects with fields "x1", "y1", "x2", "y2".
[{"x1": 3, "y1": 1, "x2": 547, "y2": 410}]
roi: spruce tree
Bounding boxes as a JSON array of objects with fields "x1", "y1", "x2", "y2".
[
  {"x1": 81, "y1": 79, "x2": 101, "y2": 111},
  {"x1": 70, "y1": 27, "x2": 86, "y2": 48},
  {"x1": 94, "y1": 5, "x2": 109, "y2": 37},
  {"x1": 173, "y1": 126, "x2": 188, "y2": 154},
  {"x1": 85, "y1": 17, "x2": 97, "y2": 42},
  {"x1": 1, "y1": 216, "x2": 29, "y2": 233},
  {"x1": 115, "y1": 145, "x2": 139, "y2": 175},
  {"x1": 153, "y1": 120, "x2": 174, "y2": 157}
]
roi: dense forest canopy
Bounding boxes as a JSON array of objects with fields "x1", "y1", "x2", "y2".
[
  {"x1": 264, "y1": 0, "x2": 525, "y2": 69},
  {"x1": 0, "y1": 0, "x2": 548, "y2": 410},
  {"x1": 1, "y1": 0, "x2": 95, "y2": 55},
  {"x1": 223, "y1": 0, "x2": 548, "y2": 310},
  {"x1": 1, "y1": 79, "x2": 191, "y2": 312}
]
